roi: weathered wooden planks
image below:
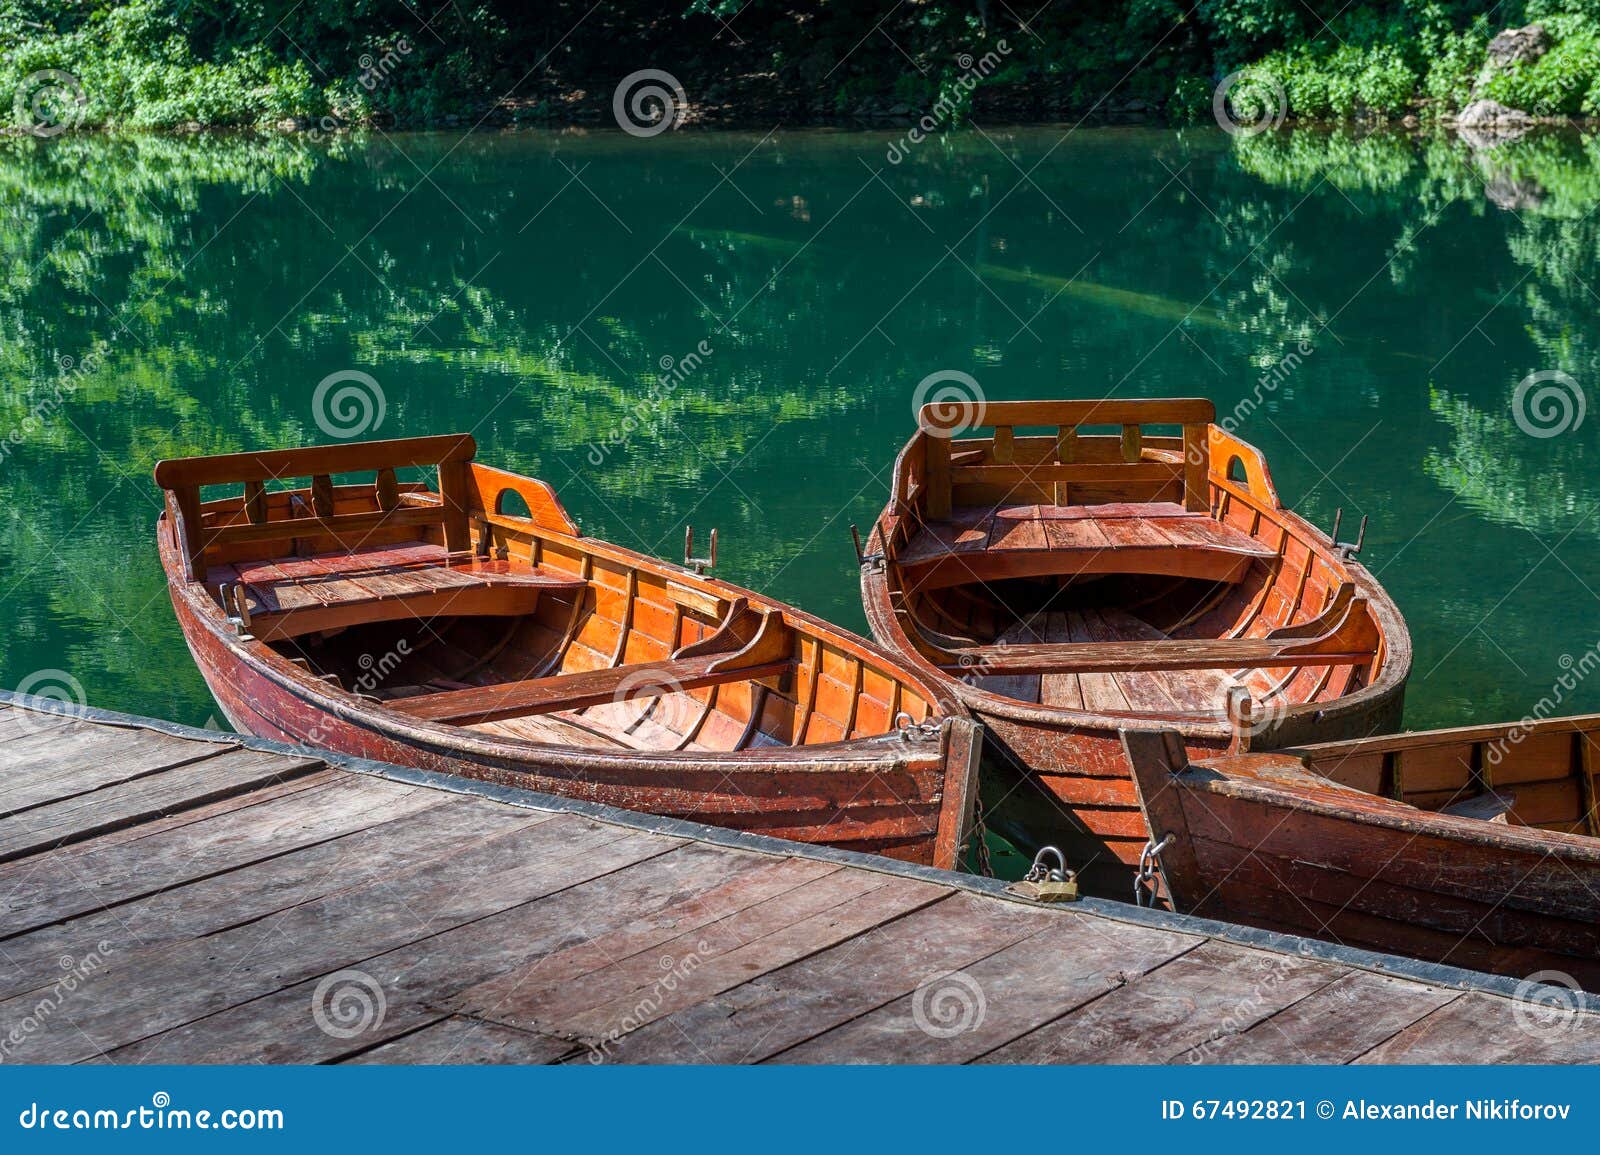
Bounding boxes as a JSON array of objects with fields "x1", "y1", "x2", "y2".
[{"x1": 0, "y1": 699, "x2": 1593, "y2": 1066}]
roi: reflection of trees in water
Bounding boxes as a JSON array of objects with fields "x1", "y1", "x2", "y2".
[{"x1": 1424, "y1": 387, "x2": 1600, "y2": 537}]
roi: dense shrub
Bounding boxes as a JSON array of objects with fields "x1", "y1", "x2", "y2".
[{"x1": 0, "y1": 0, "x2": 1597, "y2": 128}]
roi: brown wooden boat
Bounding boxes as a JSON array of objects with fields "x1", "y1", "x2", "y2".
[
  {"x1": 1124, "y1": 721, "x2": 1600, "y2": 989},
  {"x1": 860, "y1": 397, "x2": 1410, "y2": 884},
  {"x1": 153, "y1": 433, "x2": 980, "y2": 868}
]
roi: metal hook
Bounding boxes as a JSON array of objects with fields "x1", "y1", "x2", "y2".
[
  {"x1": 850, "y1": 523, "x2": 884, "y2": 569},
  {"x1": 684, "y1": 526, "x2": 717, "y2": 574},
  {"x1": 1330, "y1": 507, "x2": 1368, "y2": 559}
]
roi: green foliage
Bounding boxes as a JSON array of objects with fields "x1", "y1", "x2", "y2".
[
  {"x1": 1480, "y1": 15, "x2": 1600, "y2": 115},
  {"x1": 1, "y1": 0, "x2": 1599, "y2": 126}
]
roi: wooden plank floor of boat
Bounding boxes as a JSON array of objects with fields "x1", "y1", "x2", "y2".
[{"x1": 0, "y1": 692, "x2": 1593, "y2": 1065}]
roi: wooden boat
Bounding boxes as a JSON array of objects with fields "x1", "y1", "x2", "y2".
[
  {"x1": 860, "y1": 398, "x2": 1410, "y2": 884},
  {"x1": 153, "y1": 433, "x2": 981, "y2": 868},
  {"x1": 1124, "y1": 721, "x2": 1600, "y2": 989}
]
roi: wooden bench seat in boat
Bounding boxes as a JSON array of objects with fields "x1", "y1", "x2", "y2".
[
  {"x1": 214, "y1": 541, "x2": 587, "y2": 641},
  {"x1": 898, "y1": 502, "x2": 1278, "y2": 590},
  {"x1": 944, "y1": 585, "x2": 1374, "y2": 676},
  {"x1": 389, "y1": 652, "x2": 792, "y2": 726}
]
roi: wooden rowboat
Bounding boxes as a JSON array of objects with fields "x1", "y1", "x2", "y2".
[
  {"x1": 153, "y1": 433, "x2": 981, "y2": 868},
  {"x1": 1124, "y1": 721, "x2": 1600, "y2": 989},
  {"x1": 860, "y1": 398, "x2": 1410, "y2": 885}
]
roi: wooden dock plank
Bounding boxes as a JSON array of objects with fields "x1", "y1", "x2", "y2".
[
  {"x1": 345, "y1": 1017, "x2": 576, "y2": 1064},
  {"x1": 0, "y1": 725, "x2": 232, "y2": 813},
  {"x1": 0, "y1": 813, "x2": 657, "y2": 1062},
  {"x1": 0, "y1": 772, "x2": 412, "y2": 935},
  {"x1": 602, "y1": 891, "x2": 1057, "y2": 1063},
  {"x1": 465, "y1": 868, "x2": 943, "y2": 1042},
  {"x1": 453, "y1": 855, "x2": 843, "y2": 1021},
  {"x1": 1356, "y1": 992, "x2": 1600, "y2": 1063},
  {"x1": 1177, "y1": 971, "x2": 1461, "y2": 1064},
  {"x1": 0, "y1": 748, "x2": 325, "y2": 864},
  {"x1": 980, "y1": 941, "x2": 1345, "y2": 1064},
  {"x1": 0, "y1": 793, "x2": 481, "y2": 999},
  {"x1": 778, "y1": 911, "x2": 1198, "y2": 1064},
  {"x1": 108, "y1": 841, "x2": 764, "y2": 1064}
]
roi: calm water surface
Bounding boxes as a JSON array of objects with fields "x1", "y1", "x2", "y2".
[{"x1": 3, "y1": 126, "x2": 1599, "y2": 739}]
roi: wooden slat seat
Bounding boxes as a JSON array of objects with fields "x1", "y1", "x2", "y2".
[
  {"x1": 898, "y1": 502, "x2": 1277, "y2": 590},
  {"x1": 220, "y1": 541, "x2": 586, "y2": 641},
  {"x1": 389, "y1": 653, "x2": 791, "y2": 726}
]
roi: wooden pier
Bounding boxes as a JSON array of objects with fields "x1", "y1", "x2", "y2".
[{"x1": 0, "y1": 691, "x2": 1595, "y2": 1064}]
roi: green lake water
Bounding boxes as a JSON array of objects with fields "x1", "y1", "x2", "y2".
[{"x1": 4, "y1": 125, "x2": 1600, "y2": 743}]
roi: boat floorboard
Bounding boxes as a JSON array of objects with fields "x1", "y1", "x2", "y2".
[{"x1": 0, "y1": 692, "x2": 1593, "y2": 1065}]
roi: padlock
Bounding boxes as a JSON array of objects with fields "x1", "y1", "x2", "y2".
[
  {"x1": 1013, "y1": 875, "x2": 1079, "y2": 903},
  {"x1": 1005, "y1": 845, "x2": 1080, "y2": 903}
]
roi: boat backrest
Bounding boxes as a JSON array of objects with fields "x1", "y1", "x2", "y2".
[
  {"x1": 913, "y1": 398, "x2": 1215, "y2": 518},
  {"x1": 153, "y1": 433, "x2": 477, "y2": 581}
]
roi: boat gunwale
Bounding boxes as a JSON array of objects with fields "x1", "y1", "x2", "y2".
[{"x1": 1171, "y1": 753, "x2": 1600, "y2": 864}]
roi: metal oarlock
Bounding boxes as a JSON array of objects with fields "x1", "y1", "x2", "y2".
[
  {"x1": 850, "y1": 523, "x2": 884, "y2": 569},
  {"x1": 1330, "y1": 507, "x2": 1368, "y2": 559},
  {"x1": 684, "y1": 526, "x2": 717, "y2": 574}
]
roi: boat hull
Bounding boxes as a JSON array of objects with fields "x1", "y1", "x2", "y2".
[
  {"x1": 1124, "y1": 731, "x2": 1600, "y2": 989},
  {"x1": 170, "y1": 579, "x2": 980, "y2": 867}
]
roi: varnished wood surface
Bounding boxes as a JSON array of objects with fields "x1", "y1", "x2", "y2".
[{"x1": 0, "y1": 694, "x2": 1591, "y2": 1065}]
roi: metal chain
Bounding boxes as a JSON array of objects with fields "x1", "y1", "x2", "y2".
[
  {"x1": 1133, "y1": 833, "x2": 1175, "y2": 908},
  {"x1": 969, "y1": 794, "x2": 994, "y2": 877}
]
